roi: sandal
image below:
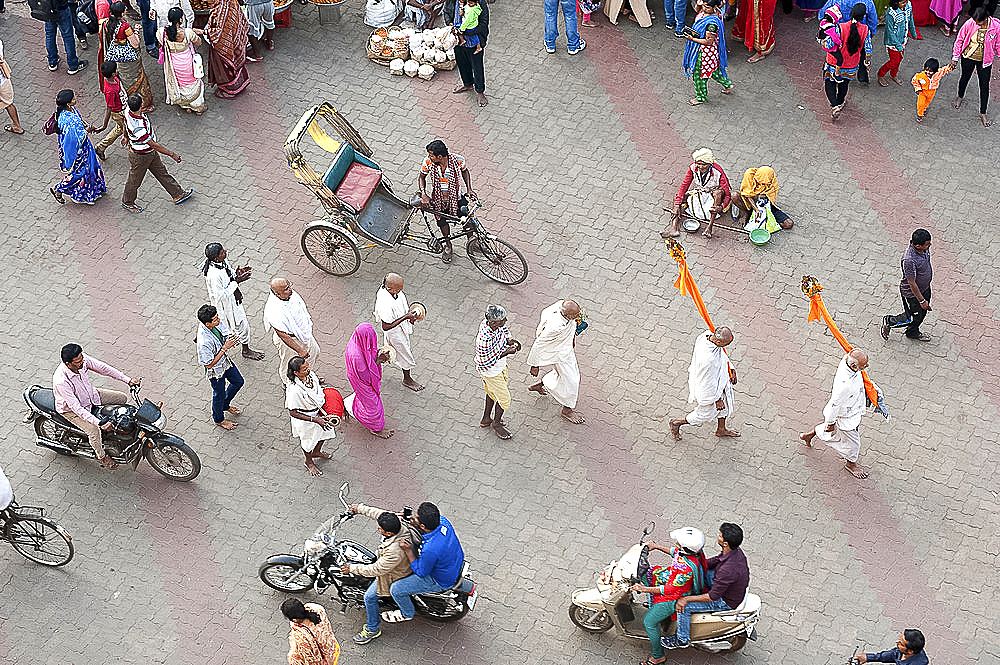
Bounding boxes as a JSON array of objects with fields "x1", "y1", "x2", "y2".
[
  {"x1": 122, "y1": 203, "x2": 144, "y2": 213},
  {"x1": 98, "y1": 454, "x2": 119, "y2": 470},
  {"x1": 441, "y1": 245, "x2": 453, "y2": 263},
  {"x1": 50, "y1": 187, "x2": 65, "y2": 204}
]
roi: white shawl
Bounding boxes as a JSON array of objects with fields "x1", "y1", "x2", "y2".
[
  {"x1": 687, "y1": 330, "x2": 730, "y2": 406},
  {"x1": 823, "y1": 355, "x2": 866, "y2": 430},
  {"x1": 525, "y1": 301, "x2": 575, "y2": 366},
  {"x1": 263, "y1": 291, "x2": 314, "y2": 345}
]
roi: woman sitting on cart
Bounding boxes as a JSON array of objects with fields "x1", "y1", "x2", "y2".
[
  {"x1": 660, "y1": 147, "x2": 732, "y2": 240},
  {"x1": 418, "y1": 139, "x2": 478, "y2": 264}
]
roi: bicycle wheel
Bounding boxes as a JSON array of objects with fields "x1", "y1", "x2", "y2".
[
  {"x1": 466, "y1": 236, "x2": 529, "y2": 285},
  {"x1": 301, "y1": 224, "x2": 361, "y2": 276},
  {"x1": 5, "y1": 515, "x2": 74, "y2": 566}
]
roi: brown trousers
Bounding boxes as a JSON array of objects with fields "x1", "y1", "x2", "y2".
[
  {"x1": 95, "y1": 111, "x2": 126, "y2": 154},
  {"x1": 122, "y1": 150, "x2": 185, "y2": 205},
  {"x1": 60, "y1": 389, "x2": 129, "y2": 459}
]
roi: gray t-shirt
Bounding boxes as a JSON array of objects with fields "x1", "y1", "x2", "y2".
[{"x1": 899, "y1": 245, "x2": 931, "y2": 299}]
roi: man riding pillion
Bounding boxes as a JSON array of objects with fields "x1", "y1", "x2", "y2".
[
  {"x1": 629, "y1": 527, "x2": 708, "y2": 665},
  {"x1": 343, "y1": 503, "x2": 422, "y2": 646},
  {"x1": 52, "y1": 344, "x2": 140, "y2": 470},
  {"x1": 387, "y1": 501, "x2": 465, "y2": 623},
  {"x1": 418, "y1": 139, "x2": 477, "y2": 264},
  {"x1": 662, "y1": 522, "x2": 750, "y2": 650}
]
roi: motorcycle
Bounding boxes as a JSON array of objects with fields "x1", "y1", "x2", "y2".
[
  {"x1": 259, "y1": 482, "x2": 478, "y2": 623},
  {"x1": 23, "y1": 383, "x2": 201, "y2": 482},
  {"x1": 568, "y1": 522, "x2": 761, "y2": 654}
]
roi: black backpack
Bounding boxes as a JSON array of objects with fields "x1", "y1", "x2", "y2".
[
  {"x1": 77, "y1": 0, "x2": 98, "y2": 32},
  {"x1": 27, "y1": 0, "x2": 58, "y2": 22}
]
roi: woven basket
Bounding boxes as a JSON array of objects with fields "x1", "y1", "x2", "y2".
[
  {"x1": 189, "y1": 0, "x2": 211, "y2": 10},
  {"x1": 432, "y1": 59, "x2": 455, "y2": 70},
  {"x1": 366, "y1": 29, "x2": 395, "y2": 65},
  {"x1": 274, "y1": 0, "x2": 293, "y2": 9},
  {"x1": 309, "y1": 0, "x2": 346, "y2": 5}
]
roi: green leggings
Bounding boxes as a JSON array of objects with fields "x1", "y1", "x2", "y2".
[
  {"x1": 692, "y1": 54, "x2": 732, "y2": 102},
  {"x1": 643, "y1": 600, "x2": 678, "y2": 659}
]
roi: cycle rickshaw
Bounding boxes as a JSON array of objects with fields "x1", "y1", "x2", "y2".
[{"x1": 284, "y1": 103, "x2": 529, "y2": 285}]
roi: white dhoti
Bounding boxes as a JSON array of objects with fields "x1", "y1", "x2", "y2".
[
  {"x1": 286, "y1": 371, "x2": 333, "y2": 452},
  {"x1": 274, "y1": 332, "x2": 321, "y2": 386},
  {"x1": 813, "y1": 424, "x2": 861, "y2": 463},
  {"x1": 206, "y1": 261, "x2": 252, "y2": 345},
  {"x1": 686, "y1": 382, "x2": 733, "y2": 424},
  {"x1": 816, "y1": 355, "x2": 867, "y2": 463},
  {"x1": 374, "y1": 287, "x2": 416, "y2": 372},
  {"x1": 525, "y1": 302, "x2": 581, "y2": 409},
  {"x1": 685, "y1": 330, "x2": 735, "y2": 426}
]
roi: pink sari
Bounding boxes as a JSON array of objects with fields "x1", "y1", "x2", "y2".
[{"x1": 344, "y1": 323, "x2": 385, "y2": 432}]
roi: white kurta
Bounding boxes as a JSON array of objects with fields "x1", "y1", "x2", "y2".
[
  {"x1": 264, "y1": 292, "x2": 319, "y2": 385},
  {"x1": 285, "y1": 371, "x2": 332, "y2": 452},
  {"x1": 813, "y1": 355, "x2": 865, "y2": 462},
  {"x1": 373, "y1": 287, "x2": 415, "y2": 371},
  {"x1": 205, "y1": 261, "x2": 250, "y2": 345},
  {"x1": 686, "y1": 330, "x2": 733, "y2": 425},
  {"x1": 525, "y1": 302, "x2": 580, "y2": 408}
]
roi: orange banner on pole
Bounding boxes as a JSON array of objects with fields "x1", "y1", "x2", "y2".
[
  {"x1": 800, "y1": 276, "x2": 879, "y2": 407},
  {"x1": 668, "y1": 239, "x2": 715, "y2": 332}
]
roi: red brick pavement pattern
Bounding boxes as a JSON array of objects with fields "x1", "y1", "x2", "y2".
[{"x1": 3, "y1": 3, "x2": 1000, "y2": 665}]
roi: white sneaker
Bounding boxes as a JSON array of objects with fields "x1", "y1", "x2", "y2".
[
  {"x1": 380, "y1": 609, "x2": 413, "y2": 623},
  {"x1": 568, "y1": 40, "x2": 586, "y2": 55}
]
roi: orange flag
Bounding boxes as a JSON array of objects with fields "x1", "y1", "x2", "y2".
[{"x1": 800, "y1": 276, "x2": 880, "y2": 407}]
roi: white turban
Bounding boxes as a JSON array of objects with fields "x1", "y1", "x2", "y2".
[{"x1": 691, "y1": 148, "x2": 715, "y2": 164}]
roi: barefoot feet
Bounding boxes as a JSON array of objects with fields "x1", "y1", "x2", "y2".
[
  {"x1": 844, "y1": 461, "x2": 869, "y2": 479},
  {"x1": 669, "y1": 419, "x2": 683, "y2": 440},
  {"x1": 561, "y1": 407, "x2": 585, "y2": 424}
]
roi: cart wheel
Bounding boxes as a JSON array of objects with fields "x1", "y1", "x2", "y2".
[
  {"x1": 301, "y1": 224, "x2": 361, "y2": 276},
  {"x1": 466, "y1": 236, "x2": 529, "y2": 285}
]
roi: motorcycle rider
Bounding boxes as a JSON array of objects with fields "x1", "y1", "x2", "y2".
[
  {"x1": 341, "y1": 503, "x2": 422, "y2": 645},
  {"x1": 387, "y1": 501, "x2": 465, "y2": 623},
  {"x1": 855, "y1": 630, "x2": 928, "y2": 665},
  {"x1": 662, "y1": 522, "x2": 750, "y2": 650},
  {"x1": 52, "y1": 344, "x2": 140, "y2": 470},
  {"x1": 628, "y1": 527, "x2": 709, "y2": 665}
]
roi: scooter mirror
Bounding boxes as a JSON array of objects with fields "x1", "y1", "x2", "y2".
[
  {"x1": 339, "y1": 482, "x2": 349, "y2": 495},
  {"x1": 641, "y1": 521, "x2": 655, "y2": 537}
]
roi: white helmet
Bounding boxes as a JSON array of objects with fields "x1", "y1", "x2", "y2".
[{"x1": 670, "y1": 527, "x2": 706, "y2": 554}]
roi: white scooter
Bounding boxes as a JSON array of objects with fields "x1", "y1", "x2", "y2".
[{"x1": 568, "y1": 522, "x2": 761, "y2": 654}]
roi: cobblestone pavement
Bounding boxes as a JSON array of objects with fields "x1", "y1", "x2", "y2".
[{"x1": 1, "y1": 1, "x2": 999, "y2": 664}]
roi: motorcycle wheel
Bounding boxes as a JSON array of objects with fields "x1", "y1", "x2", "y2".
[
  {"x1": 33, "y1": 418, "x2": 76, "y2": 455},
  {"x1": 259, "y1": 560, "x2": 314, "y2": 593},
  {"x1": 144, "y1": 442, "x2": 201, "y2": 482},
  {"x1": 414, "y1": 594, "x2": 470, "y2": 623},
  {"x1": 568, "y1": 604, "x2": 614, "y2": 633}
]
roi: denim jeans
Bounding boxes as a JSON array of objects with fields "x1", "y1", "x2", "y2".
[
  {"x1": 45, "y1": 7, "x2": 80, "y2": 69},
  {"x1": 134, "y1": 0, "x2": 158, "y2": 50},
  {"x1": 209, "y1": 365, "x2": 244, "y2": 424},
  {"x1": 389, "y1": 573, "x2": 446, "y2": 618},
  {"x1": 663, "y1": 0, "x2": 687, "y2": 33},
  {"x1": 363, "y1": 579, "x2": 381, "y2": 631},
  {"x1": 676, "y1": 598, "x2": 731, "y2": 643},
  {"x1": 543, "y1": 0, "x2": 581, "y2": 51}
]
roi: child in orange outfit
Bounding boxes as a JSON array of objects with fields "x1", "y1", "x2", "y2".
[{"x1": 912, "y1": 58, "x2": 952, "y2": 122}]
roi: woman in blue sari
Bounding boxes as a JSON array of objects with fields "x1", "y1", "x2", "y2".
[
  {"x1": 50, "y1": 89, "x2": 107, "y2": 205},
  {"x1": 683, "y1": 0, "x2": 734, "y2": 106}
]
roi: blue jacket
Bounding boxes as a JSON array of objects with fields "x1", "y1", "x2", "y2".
[
  {"x1": 821, "y1": 0, "x2": 878, "y2": 36},
  {"x1": 865, "y1": 648, "x2": 929, "y2": 665},
  {"x1": 411, "y1": 516, "x2": 464, "y2": 587}
]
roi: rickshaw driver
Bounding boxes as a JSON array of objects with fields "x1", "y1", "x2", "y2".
[{"x1": 418, "y1": 140, "x2": 478, "y2": 264}]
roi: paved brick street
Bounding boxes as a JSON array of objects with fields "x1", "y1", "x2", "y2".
[{"x1": 1, "y1": 1, "x2": 998, "y2": 664}]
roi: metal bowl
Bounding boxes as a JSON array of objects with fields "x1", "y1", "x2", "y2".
[
  {"x1": 379, "y1": 345, "x2": 397, "y2": 364},
  {"x1": 682, "y1": 218, "x2": 702, "y2": 233},
  {"x1": 509, "y1": 339, "x2": 521, "y2": 352}
]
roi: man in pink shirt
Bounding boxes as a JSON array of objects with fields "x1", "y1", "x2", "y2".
[{"x1": 53, "y1": 343, "x2": 139, "y2": 470}]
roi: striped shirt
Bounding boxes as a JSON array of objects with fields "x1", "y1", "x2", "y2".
[{"x1": 125, "y1": 110, "x2": 155, "y2": 153}]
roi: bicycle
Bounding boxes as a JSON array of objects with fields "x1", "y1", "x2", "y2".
[{"x1": 0, "y1": 500, "x2": 74, "y2": 566}]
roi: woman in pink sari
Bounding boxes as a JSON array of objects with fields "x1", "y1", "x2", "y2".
[
  {"x1": 157, "y1": 7, "x2": 206, "y2": 113},
  {"x1": 344, "y1": 323, "x2": 394, "y2": 438}
]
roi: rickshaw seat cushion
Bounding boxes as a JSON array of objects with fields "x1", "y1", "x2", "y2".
[
  {"x1": 322, "y1": 143, "x2": 357, "y2": 192},
  {"x1": 335, "y1": 162, "x2": 381, "y2": 211}
]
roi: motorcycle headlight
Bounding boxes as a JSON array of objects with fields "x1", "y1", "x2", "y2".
[{"x1": 304, "y1": 539, "x2": 325, "y2": 554}]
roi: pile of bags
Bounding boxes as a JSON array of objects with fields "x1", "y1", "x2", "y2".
[{"x1": 381, "y1": 26, "x2": 458, "y2": 81}]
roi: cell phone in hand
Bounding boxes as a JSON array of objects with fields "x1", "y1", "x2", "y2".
[{"x1": 682, "y1": 26, "x2": 699, "y2": 38}]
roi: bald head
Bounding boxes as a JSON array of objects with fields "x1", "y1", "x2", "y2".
[
  {"x1": 270, "y1": 277, "x2": 292, "y2": 301},
  {"x1": 384, "y1": 273, "x2": 404, "y2": 295},
  {"x1": 559, "y1": 299, "x2": 580, "y2": 320},
  {"x1": 710, "y1": 326, "x2": 734, "y2": 347},
  {"x1": 846, "y1": 348, "x2": 869, "y2": 371}
]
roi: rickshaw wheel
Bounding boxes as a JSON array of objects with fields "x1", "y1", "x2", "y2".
[
  {"x1": 466, "y1": 236, "x2": 529, "y2": 286},
  {"x1": 301, "y1": 224, "x2": 362, "y2": 276}
]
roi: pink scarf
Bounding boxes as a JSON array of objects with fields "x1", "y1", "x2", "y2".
[{"x1": 344, "y1": 323, "x2": 385, "y2": 431}]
